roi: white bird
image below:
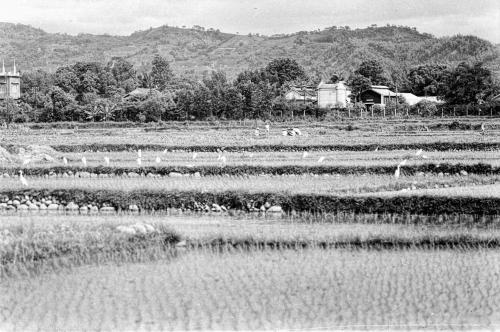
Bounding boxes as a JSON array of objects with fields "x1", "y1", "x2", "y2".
[
  {"x1": 19, "y1": 170, "x2": 28, "y2": 187},
  {"x1": 422, "y1": 155, "x2": 429, "y2": 159},
  {"x1": 136, "y1": 158, "x2": 142, "y2": 166},
  {"x1": 254, "y1": 128, "x2": 260, "y2": 137},
  {"x1": 394, "y1": 159, "x2": 408, "y2": 178},
  {"x1": 163, "y1": 149, "x2": 168, "y2": 154},
  {"x1": 62, "y1": 157, "x2": 68, "y2": 165},
  {"x1": 22, "y1": 158, "x2": 31, "y2": 166},
  {"x1": 394, "y1": 166, "x2": 401, "y2": 178},
  {"x1": 302, "y1": 151, "x2": 309, "y2": 159},
  {"x1": 317, "y1": 156, "x2": 325, "y2": 163},
  {"x1": 220, "y1": 155, "x2": 227, "y2": 165},
  {"x1": 81, "y1": 157, "x2": 87, "y2": 167},
  {"x1": 137, "y1": 149, "x2": 142, "y2": 158},
  {"x1": 265, "y1": 124, "x2": 270, "y2": 133},
  {"x1": 155, "y1": 156, "x2": 161, "y2": 163},
  {"x1": 104, "y1": 157, "x2": 110, "y2": 166},
  {"x1": 192, "y1": 152, "x2": 198, "y2": 160},
  {"x1": 415, "y1": 149, "x2": 423, "y2": 156},
  {"x1": 282, "y1": 130, "x2": 287, "y2": 136},
  {"x1": 374, "y1": 146, "x2": 379, "y2": 152}
]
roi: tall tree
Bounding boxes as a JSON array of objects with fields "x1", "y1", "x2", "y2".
[
  {"x1": 107, "y1": 57, "x2": 137, "y2": 93},
  {"x1": 355, "y1": 60, "x2": 391, "y2": 86},
  {"x1": 444, "y1": 62, "x2": 497, "y2": 105},
  {"x1": 150, "y1": 55, "x2": 173, "y2": 91},
  {"x1": 407, "y1": 64, "x2": 449, "y2": 97},
  {"x1": 264, "y1": 58, "x2": 307, "y2": 88},
  {"x1": 346, "y1": 73, "x2": 372, "y2": 101}
]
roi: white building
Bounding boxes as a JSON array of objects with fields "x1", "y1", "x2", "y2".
[
  {"x1": 317, "y1": 81, "x2": 351, "y2": 108},
  {"x1": 399, "y1": 93, "x2": 442, "y2": 106},
  {"x1": 284, "y1": 87, "x2": 317, "y2": 104}
]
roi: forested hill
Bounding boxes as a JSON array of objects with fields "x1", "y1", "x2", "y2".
[{"x1": 0, "y1": 22, "x2": 498, "y2": 80}]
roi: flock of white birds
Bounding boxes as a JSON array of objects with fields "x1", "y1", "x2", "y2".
[{"x1": 14, "y1": 126, "x2": 428, "y2": 187}]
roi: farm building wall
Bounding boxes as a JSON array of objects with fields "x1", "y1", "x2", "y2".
[{"x1": 0, "y1": 75, "x2": 21, "y2": 100}]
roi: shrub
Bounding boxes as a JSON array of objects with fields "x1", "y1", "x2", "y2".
[{"x1": 411, "y1": 100, "x2": 438, "y2": 117}]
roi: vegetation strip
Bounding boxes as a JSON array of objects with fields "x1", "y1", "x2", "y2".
[
  {"x1": 47, "y1": 142, "x2": 500, "y2": 153},
  {"x1": 1, "y1": 189, "x2": 499, "y2": 215},
  {"x1": 2, "y1": 163, "x2": 497, "y2": 177},
  {"x1": 186, "y1": 237, "x2": 500, "y2": 250}
]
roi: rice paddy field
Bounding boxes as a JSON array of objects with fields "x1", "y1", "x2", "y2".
[{"x1": 1, "y1": 119, "x2": 500, "y2": 330}]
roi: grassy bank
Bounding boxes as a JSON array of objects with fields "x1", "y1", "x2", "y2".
[
  {"x1": 2, "y1": 163, "x2": 498, "y2": 177},
  {"x1": 2, "y1": 214, "x2": 500, "y2": 278},
  {"x1": 45, "y1": 142, "x2": 500, "y2": 153},
  {"x1": 1, "y1": 188, "x2": 499, "y2": 214}
]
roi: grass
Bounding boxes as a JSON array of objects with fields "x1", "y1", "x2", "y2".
[
  {"x1": 2, "y1": 123, "x2": 500, "y2": 147},
  {"x1": 2, "y1": 121, "x2": 499, "y2": 330},
  {"x1": 2, "y1": 248, "x2": 500, "y2": 330},
  {"x1": 2, "y1": 213, "x2": 500, "y2": 278},
  {"x1": 4, "y1": 150, "x2": 500, "y2": 168},
  {"x1": 0, "y1": 218, "x2": 180, "y2": 278},
  {"x1": 1, "y1": 174, "x2": 498, "y2": 195}
]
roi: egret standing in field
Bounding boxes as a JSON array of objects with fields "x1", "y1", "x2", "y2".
[
  {"x1": 104, "y1": 156, "x2": 110, "y2": 166},
  {"x1": 481, "y1": 122, "x2": 486, "y2": 137},
  {"x1": 62, "y1": 157, "x2": 68, "y2": 165},
  {"x1": 192, "y1": 152, "x2": 198, "y2": 160},
  {"x1": 302, "y1": 151, "x2": 309, "y2": 159},
  {"x1": 317, "y1": 156, "x2": 325, "y2": 163},
  {"x1": 19, "y1": 170, "x2": 28, "y2": 187},
  {"x1": 155, "y1": 156, "x2": 161, "y2": 164},
  {"x1": 394, "y1": 159, "x2": 408, "y2": 178},
  {"x1": 220, "y1": 155, "x2": 227, "y2": 166},
  {"x1": 137, "y1": 149, "x2": 142, "y2": 158},
  {"x1": 136, "y1": 157, "x2": 142, "y2": 166},
  {"x1": 22, "y1": 158, "x2": 31, "y2": 166},
  {"x1": 265, "y1": 124, "x2": 270, "y2": 136},
  {"x1": 81, "y1": 156, "x2": 87, "y2": 167}
]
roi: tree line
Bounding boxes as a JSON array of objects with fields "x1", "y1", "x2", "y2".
[{"x1": 0, "y1": 56, "x2": 498, "y2": 124}]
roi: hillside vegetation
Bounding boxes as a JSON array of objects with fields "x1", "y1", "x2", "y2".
[{"x1": 0, "y1": 22, "x2": 498, "y2": 80}]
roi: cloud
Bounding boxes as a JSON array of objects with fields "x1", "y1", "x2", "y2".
[{"x1": 2, "y1": 0, "x2": 499, "y2": 42}]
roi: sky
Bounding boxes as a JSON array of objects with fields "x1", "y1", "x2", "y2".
[{"x1": 4, "y1": 0, "x2": 500, "y2": 43}]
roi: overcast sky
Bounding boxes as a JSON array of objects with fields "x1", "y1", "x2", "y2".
[{"x1": 4, "y1": 0, "x2": 500, "y2": 42}]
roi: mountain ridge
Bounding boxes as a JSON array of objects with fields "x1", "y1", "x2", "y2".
[{"x1": 0, "y1": 22, "x2": 498, "y2": 81}]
